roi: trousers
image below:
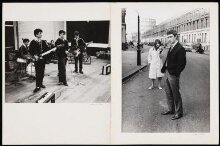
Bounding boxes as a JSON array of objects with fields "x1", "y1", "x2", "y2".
[
  {"x1": 74, "y1": 53, "x2": 83, "y2": 71},
  {"x1": 58, "y1": 57, "x2": 67, "y2": 83},
  {"x1": 164, "y1": 71, "x2": 183, "y2": 115},
  {"x1": 34, "y1": 59, "x2": 45, "y2": 87}
]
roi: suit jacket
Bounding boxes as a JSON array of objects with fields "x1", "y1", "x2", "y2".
[
  {"x1": 71, "y1": 38, "x2": 86, "y2": 53},
  {"x1": 29, "y1": 39, "x2": 49, "y2": 61},
  {"x1": 18, "y1": 44, "x2": 29, "y2": 58},
  {"x1": 163, "y1": 42, "x2": 186, "y2": 76},
  {"x1": 55, "y1": 38, "x2": 69, "y2": 58}
]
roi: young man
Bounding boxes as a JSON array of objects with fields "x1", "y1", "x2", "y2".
[
  {"x1": 18, "y1": 38, "x2": 30, "y2": 60},
  {"x1": 29, "y1": 28, "x2": 49, "y2": 93},
  {"x1": 161, "y1": 30, "x2": 186, "y2": 120},
  {"x1": 71, "y1": 31, "x2": 86, "y2": 74},
  {"x1": 17, "y1": 39, "x2": 30, "y2": 71},
  {"x1": 55, "y1": 30, "x2": 69, "y2": 86}
]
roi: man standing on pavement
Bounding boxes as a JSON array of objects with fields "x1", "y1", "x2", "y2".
[{"x1": 161, "y1": 30, "x2": 186, "y2": 120}]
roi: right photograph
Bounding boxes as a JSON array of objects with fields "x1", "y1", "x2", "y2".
[{"x1": 121, "y1": 7, "x2": 210, "y2": 132}]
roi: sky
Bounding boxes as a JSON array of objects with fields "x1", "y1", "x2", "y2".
[{"x1": 125, "y1": 5, "x2": 203, "y2": 40}]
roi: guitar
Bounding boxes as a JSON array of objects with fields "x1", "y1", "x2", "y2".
[
  {"x1": 16, "y1": 54, "x2": 33, "y2": 63},
  {"x1": 74, "y1": 41, "x2": 93, "y2": 57},
  {"x1": 32, "y1": 47, "x2": 57, "y2": 62}
]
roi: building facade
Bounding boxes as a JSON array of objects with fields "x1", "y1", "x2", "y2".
[
  {"x1": 144, "y1": 8, "x2": 210, "y2": 50},
  {"x1": 122, "y1": 9, "x2": 126, "y2": 44},
  {"x1": 140, "y1": 18, "x2": 156, "y2": 40}
]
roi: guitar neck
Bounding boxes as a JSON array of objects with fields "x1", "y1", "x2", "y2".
[{"x1": 41, "y1": 47, "x2": 56, "y2": 57}]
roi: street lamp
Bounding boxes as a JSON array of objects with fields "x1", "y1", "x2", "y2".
[
  {"x1": 134, "y1": 10, "x2": 141, "y2": 66},
  {"x1": 137, "y1": 13, "x2": 141, "y2": 66}
]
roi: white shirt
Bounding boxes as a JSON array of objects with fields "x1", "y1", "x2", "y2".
[
  {"x1": 34, "y1": 38, "x2": 41, "y2": 42},
  {"x1": 170, "y1": 41, "x2": 178, "y2": 51}
]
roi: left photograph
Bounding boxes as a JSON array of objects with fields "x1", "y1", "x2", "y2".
[{"x1": 4, "y1": 21, "x2": 111, "y2": 103}]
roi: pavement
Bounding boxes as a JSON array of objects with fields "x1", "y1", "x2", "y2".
[
  {"x1": 5, "y1": 57, "x2": 111, "y2": 103},
  {"x1": 122, "y1": 45, "x2": 152, "y2": 82},
  {"x1": 122, "y1": 51, "x2": 210, "y2": 133}
]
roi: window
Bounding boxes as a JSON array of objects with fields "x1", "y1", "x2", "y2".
[
  {"x1": 189, "y1": 34, "x2": 190, "y2": 43},
  {"x1": 201, "y1": 19, "x2": 203, "y2": 28},
  {"x1": 202, "y1": 33, "x2": 203, "y2": 42},
  {"x1": 194, "y1": 34, "x2": 196, "y2": 42},
  {"x1": 5, "y1": 21, "x2": 15, "y2": 50},
  {"x1": 193, "y1": 21, "x2": 195, "y2": 30},
  {"x1": 204, "y1": 33, "x2": 207, "y2": 43},
  {"x1": 205, "y1": 18, "x2": 208, "y2": 28}
]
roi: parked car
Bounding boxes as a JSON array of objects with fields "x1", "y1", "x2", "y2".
[
  {"x1": 182, "y1": 43, "x2": 193, "y2": 52},
  {"x1": 194, "y1": 43, "x2": 204, "y2": 54},
  {"x1": 122, "y1": 42, "x2": 128, "y2": 50}
]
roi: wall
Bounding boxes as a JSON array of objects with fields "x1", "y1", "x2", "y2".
[
  {"x1": 66, "y1": 21, "x2": 110, "y2": 44},
  {"x1": 17, "y1": 21, "x2": 65, "y2": 47}
]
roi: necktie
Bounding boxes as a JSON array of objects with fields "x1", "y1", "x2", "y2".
[
  {"x1": 165, "y1": 47, "x2": 172, "y2": 66},
  {"x1": 170, "y1": 44, "x2": 173, "y2": 51},
  {"x1": 76, "y1": 39, "x2": 78, "y2": 47},
  {"x1": 39, "y1": 40, "x2": 42, "y2": 52}
]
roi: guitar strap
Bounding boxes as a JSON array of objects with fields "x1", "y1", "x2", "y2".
[{"x1": 76, "y1": 38, "x2": 79, "y2": 48}]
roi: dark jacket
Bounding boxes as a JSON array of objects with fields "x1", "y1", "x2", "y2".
[
  {"x1": 71, "y1": 38, "x2": 86, "y2": 53},
  {"x1": 55, "y1": 38, "x2": 69, "y2": 58},
  {"x1": 18, "y1": 44, "x2": 29, "y2": 58},
  {"x1": 165, "y1": 42, "x2": 186, "y2": 76},
  {"x1": 29, "y1": 39, "x2": 49, "y2": 56}
]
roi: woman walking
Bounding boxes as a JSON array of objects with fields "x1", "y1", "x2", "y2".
[{"x1": 147, "y1": 39, "x2": 164, "y2": 89}]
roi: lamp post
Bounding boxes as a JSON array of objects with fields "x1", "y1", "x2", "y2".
[{"x1": 137, "y1": 12, "x2": 141, "y2": 66}]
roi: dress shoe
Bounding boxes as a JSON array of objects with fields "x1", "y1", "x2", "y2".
[
  {"x1": 63, "y1": 83, "x2": 68, "y2": 86},
  {"x1": 161, "y1": 110, "x2": 175, "y2": 115},
  {"x1": 158, "y1": 86, "x2": 162, "y2": 89},
  {"x1": 57, "y1": 82, "x2": 63, "y2": 85},
  {"x1": 171, "y1": 114, "x2": 183, "y2": 120},
  {"x1": 33, "y1": 87, "x2": 41, "y2": 93},
  {"x1": 40, "y1": 85, "x2": 46, "y2": 88},
  {"x1": 74, "y1": 70, "x2": 78, "y2": 73},
  {"x1": 79, "y1": 71, "x2": 83, "y2": 74}
]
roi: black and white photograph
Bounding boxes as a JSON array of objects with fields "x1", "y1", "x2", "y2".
[
  {"x1": 4, "y1": 21, "x2": 111, "y2": 103},
  {"x1": 122, "y1": 7, "x2": 211, "y2": 132}
]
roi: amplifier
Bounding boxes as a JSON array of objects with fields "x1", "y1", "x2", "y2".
[
  {"x1": 36, "y1": 92, "x2": 55, "y2": 103},
  {"x1": 102, "y1": 64, "x2": 111, "y2": 75}
]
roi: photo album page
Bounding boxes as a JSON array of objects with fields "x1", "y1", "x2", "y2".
[{"x1": 2, "y1": 2, "x2": 219, "y2": 145}]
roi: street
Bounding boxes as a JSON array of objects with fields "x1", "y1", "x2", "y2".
[{"x1": 122, "y1": 50, "x2": 210, "y2": 133}]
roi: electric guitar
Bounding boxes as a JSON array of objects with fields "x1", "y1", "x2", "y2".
[
  {"x1": 74, "y1": 41, "x2": 93, "y2": 57},
  {"x1": 32, "y1": 47, "x2": 57, "y2": 62}
]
